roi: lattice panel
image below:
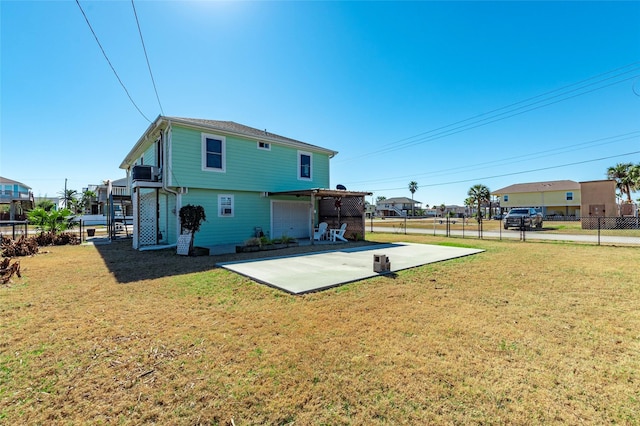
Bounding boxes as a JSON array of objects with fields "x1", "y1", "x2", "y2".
[
  {"x1": 139, "y1": 189, "x2": 157, "y2": 246},
  {"x1": 318, "y1": 196, "x2": 366, "y2": 239}
]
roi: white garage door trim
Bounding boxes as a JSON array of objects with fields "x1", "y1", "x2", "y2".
[{"x1": 271, "y1": 200, "x2": 311, "y2": 240}]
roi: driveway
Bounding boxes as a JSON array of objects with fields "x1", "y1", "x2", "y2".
[{"x1": 217, "y1": 242, "x2": 483, "y2": 294}]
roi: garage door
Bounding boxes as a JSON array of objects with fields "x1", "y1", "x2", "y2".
[{"x1": 272, "y1": 201, "x2": 310, "y2": 239}]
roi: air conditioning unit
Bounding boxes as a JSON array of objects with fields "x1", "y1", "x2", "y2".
[{"x1": 132, "y1": 165, "x2": 161, "y2": 182}]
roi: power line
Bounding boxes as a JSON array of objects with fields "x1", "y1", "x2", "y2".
[
  {"x1": 75, "y1": 0, "x2": 152, "y2": 123},
  {"x1": 131, "y1": 0, "x2": 164, "y2": 115},
  {"x1": 345, "y1": 130, "x2": 640, "y2": 185},
  {"x1": 365, "y1": 150, "x2": 640, "y2": 193},
  {"x1": 337, "y1": 62, "x2": 640, "y2": 162}
]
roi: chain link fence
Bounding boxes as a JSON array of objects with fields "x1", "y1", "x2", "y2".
[{"x1": 373, "y1": 215, "x2": 640, "y2": 246}]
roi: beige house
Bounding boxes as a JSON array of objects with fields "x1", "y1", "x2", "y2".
[
  {"x1": 493, "y1": 180, "x2": 581, "y2": 218},
  {"x1": 579, "y1": 180, "x2": 617, "y2": 218}
]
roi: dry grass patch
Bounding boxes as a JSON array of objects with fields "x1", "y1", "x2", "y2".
[{"x1": 1, "y1": 236, "x2": 639, "y2": 424}]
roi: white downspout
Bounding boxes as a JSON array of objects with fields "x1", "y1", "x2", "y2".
[{"x1": 160, "y1": 121, "x2": 182, "y2": 243}]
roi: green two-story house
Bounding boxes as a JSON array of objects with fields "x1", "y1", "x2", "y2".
[{"x1": 120, "y1": 116, "x2": 368, "y2": 250}]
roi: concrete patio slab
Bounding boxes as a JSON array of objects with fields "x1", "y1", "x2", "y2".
[{"x1": 217, "y1": 242, "x2": 484, "y2": 294}]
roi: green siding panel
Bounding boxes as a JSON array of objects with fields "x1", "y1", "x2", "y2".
[
  {"x1": 181, "y1": 189, "x2": 272, "y2": 247},
  {"x1": 169, "y1": 125, "x2": 330, "y2": 192}
]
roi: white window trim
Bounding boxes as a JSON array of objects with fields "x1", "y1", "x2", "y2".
[
  {"x1": 297, "y1": 150, "x2": 313, "y2": 181},
  {"x1": 218, "y1": 194, "x2": 234, "y2": 217},
  {"x1": 503, "y1": 195, "x2": 509, "y2": 202},
  {"x1": 201, "y1": 133, "x2": 226, "y2": 172},
  {"x1": 257, "y1": 141, "x2": 271, "y2": 151},
  {"x1": 566, "y1": 192, "x2": 573, "y2": 201}
]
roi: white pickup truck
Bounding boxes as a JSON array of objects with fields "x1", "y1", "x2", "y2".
[{"x1": 503, "y1": 208, "x2": 543, "y2": 230}]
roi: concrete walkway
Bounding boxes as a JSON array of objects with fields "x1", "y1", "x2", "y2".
[{"x1": 217, "y1": 242, "x2": 483, "y2": 294}]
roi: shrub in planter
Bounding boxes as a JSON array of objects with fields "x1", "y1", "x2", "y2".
[{"x1": 179, "y1": 205, "x2": 206, "y2": 256}]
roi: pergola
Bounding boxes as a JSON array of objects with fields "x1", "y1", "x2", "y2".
[{"x1": 268, "y1": 188, "x2": 372, "y2": 244}]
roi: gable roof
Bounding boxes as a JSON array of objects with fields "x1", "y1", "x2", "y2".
[
  {"x1": 0, "y1": 176, "x2": 31, "y2": 189},
  {"x1": 492, "y1": 180, "x2": 580, "y2": 195},
  {"x1": 121, "y1": 115, "x2": 338, "y2": 169},
  {"x1": 378, "y1": 197, "x2": 421, "y2": 204}
]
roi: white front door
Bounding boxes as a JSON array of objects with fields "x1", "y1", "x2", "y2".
[{"x1": 271, "y1": 200, "x2": 310, "y2": 239}]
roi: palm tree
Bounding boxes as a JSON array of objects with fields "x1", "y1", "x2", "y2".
[
  {"x1": 408, "y1": 181, "x2": 418, "y2": 216},
  {"x1": 59, "y1": 188, "x2": 78, "y2": 210},
  {"x1": 467, "y1": 184, "x2": 490, "y2": 221},
  {"x1": 79, "y1": 189, "x2": 96, "y2": 214},
  {"x1": 607, "y1": 162, "x2": 638, "y2": 203}
]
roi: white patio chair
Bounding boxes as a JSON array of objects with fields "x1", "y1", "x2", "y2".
[
  {"x1": 330, "y1": 223, "x2": 348, "y2": 242},
  {"x1": 313, "y1": 222, "x2": 328, "y2": 240}
]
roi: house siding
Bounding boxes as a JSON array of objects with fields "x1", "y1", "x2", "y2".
[
  {"x1": 180, "y1": 189, "x2": 271, "y2": 247},
  {"x1": 500, "y1": 190, "x2": 581, "y2": 217},
  {"x1": 501, "y1": 191, "x2": 581, "y2": 208},
  {"x1": 141, "y1": 143, "x2": 157, "y2": 166},
  {"x1": 169, "y1": 125, "x2": 330, "y2": 192}
]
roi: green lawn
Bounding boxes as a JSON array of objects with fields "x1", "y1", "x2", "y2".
[{"x1": 1, "y1": 233, "x2": 639, "y2": 424}]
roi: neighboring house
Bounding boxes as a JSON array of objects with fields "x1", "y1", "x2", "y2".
[
  {"x1": 376, "y1": 197, "x2": 421, "y2": 217},
  {"x1": 120, "y1": 116, "x2": 370, "y2": 250},
  {"x1": 442, "y1": 205, "x2": 467, "y2": 217},
  {"x1": 364, "y1": 202, "x2": 376, "y2": 219},
  {"x1": 492, "y1": 180, "x2": 582, "y2": 218},
  {"x1": 82, "y1": 178, "x2": 132, "y2": 226},
  {"x1": 0, "y1": 176, "x2": 34, "y2": 221}
]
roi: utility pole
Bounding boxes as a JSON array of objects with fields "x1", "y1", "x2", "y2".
[{"x1": 64, "y1": 178, "x2": 68, "y2": 209}]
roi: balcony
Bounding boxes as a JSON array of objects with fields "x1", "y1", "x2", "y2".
[{"x1": 0, "y1": 191, "x2": 34, "y2": 203}]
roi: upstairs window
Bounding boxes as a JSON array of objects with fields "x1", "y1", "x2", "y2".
[
  {"x1": 298, "y1": 151, "x2": 312, "y2": 180},
  {"x1": 202, "y1": 133, "x2": 226, "y2": 172},
  {"x1": 257, "y1": 141, "x2": 270, "y2": 150},
  {"x1": 218, "y1": 194, "x2": 234, "y2": 217},
  {"x1": 566, "y1": 192, "x2": 573, "y2": 201},
  {"x1": 503, "y1": 195, "x2": 509, "y2": 202}
]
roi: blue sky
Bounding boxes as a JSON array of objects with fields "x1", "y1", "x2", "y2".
[{"x1": 2, "y1": 1, "x2": 639, "y2": 206}]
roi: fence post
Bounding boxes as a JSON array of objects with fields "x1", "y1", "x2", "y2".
[
  {"x1": 404, "y1": 215, "x2": 407, "y2": 235},
  {"x1": 597, "y1": 216, "x2": 601, "y2": 246}
]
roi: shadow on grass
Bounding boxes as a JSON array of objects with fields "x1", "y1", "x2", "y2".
[
  {"x1": 93, "y1": 240, "x2": 219, "y2": 284},
  {"x1": 93, "y1": 239, "x2": 384, "y2": 284}
]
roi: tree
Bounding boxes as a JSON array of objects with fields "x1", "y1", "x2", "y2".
[
  {"x1": 376, "y1": 196, "x2": 386, "y2": 203},
  {"x1": 79, "y1": 189, "x2": 96, "y2": 214},
  {"x1": 27, "y1": 207, "x2": 74, "y2": 233},
  {"x1": 467, "y1": 184, "x2": 490, "y2": 222},
  {"x1": 179, "y1": 204, "x2": 206, "y2": 255},
  {"x1": 59, "y1": 189, "x2": 78, "y2": 210},
  {"x1": 607, "y1": 162, "x2": 638, "y2": 203},
  {"x1": 35, "y1": 199, "x2": 56, "y2": 212},
  {"x1": 408, "y1": 181, "x2": 418, "y2": 217}
]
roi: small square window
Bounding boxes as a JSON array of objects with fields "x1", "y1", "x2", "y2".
[
  {"x1": 566, "y1": 192, "x2": 573, "y2": 201},
  {"x1": 218, "y1": 195, "x2": 234, "y2": 217},
  {"x1": 503, "y1": 195, "x2": 509, "y2": 202},
  {"x1": 258, "y1": 141, "x2": 270, "y2": 150}
]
